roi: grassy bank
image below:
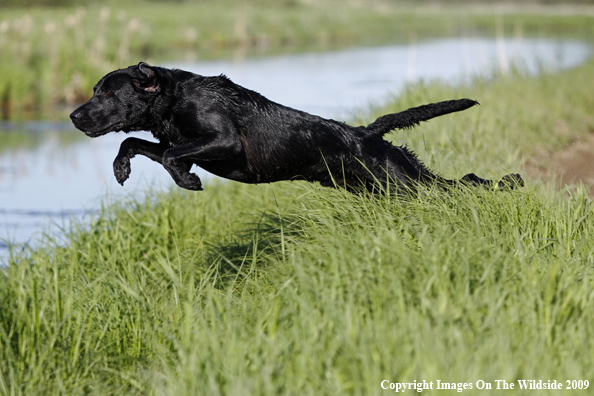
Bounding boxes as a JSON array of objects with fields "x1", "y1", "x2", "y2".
[
  {"x1": 2, "y1": 53, "x2": 594, "y2": 394},
  {"x1": 1, "y1": 0, "x2": 594, "y2": 119}
]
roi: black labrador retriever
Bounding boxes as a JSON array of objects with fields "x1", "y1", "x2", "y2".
[{"x1": 70, "y1": 62, "x2": 523, "y2": 193}]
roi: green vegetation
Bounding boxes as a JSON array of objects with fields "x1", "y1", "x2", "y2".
[
  {"x1": 2, "y1": 50, "x2": 594, "y2": 394},
  {"x1": 1, "y1": 0, "x2": 594, "y2": 119},
  {"x1": 3, "y1": 0, "x2": 594, "y2": 7}
]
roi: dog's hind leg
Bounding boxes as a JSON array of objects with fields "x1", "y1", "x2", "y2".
[
  {"x1": 351, "y1": 148, "x2": 448, "y2": 194},
  {"x1": 458, "y1": 173, "x2": 524, "y2": 190},
  {"x1": 364, "y1": 99, "x2": 478, "y2": 137}
]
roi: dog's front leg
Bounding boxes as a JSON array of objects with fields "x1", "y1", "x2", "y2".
[
  {"x1": 113, "y1": 137, "x2": 168, "y2": 185},
  {"x1": 162, "y1": 156, "x2": 203, "y2": 191},
  {"x1": 161, "y1": 134, "x2": 243, "y2": 191}
]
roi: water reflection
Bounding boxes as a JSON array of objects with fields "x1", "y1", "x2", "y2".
[{"x1": 1, "y1": 37, "x2": 592, "y2": 263}]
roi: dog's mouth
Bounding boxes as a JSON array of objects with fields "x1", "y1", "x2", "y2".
[{"x1": 81, "y1": 122, "x2": 125, "y2": 137}]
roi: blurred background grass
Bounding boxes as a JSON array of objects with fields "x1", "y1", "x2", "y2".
[{"x1": 1, "y1": 0, "x2": 594, "y2": 119}]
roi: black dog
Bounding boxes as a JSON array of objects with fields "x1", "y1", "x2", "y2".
[{"x1": 70, "y1": 62, "x2": 523, "y2": 193}]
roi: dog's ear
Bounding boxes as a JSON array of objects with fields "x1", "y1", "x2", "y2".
[{"x1": 133, "y1": 62, "x2": 160, "y2": 93}]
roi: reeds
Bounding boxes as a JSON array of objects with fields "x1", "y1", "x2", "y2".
[
  {"x1": 0, "y1": 7, "x2": 148, "y2": 119},
  {"x1": 2, "y1": 2, "x2": 592, "y2": 121}
]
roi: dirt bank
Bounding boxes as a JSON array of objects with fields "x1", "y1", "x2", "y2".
[{"x1": 522, "y1": 132, "x2": 594, "y2": 194}]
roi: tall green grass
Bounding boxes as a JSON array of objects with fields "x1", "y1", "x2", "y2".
[
  {"x1": 2, "y1": 57, "x2": 594, "y2": 394},
  {"x1": 2, "y1": 182, "x2": 594, "y2": 394}
]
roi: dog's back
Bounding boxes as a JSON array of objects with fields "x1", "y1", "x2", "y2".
[{"x1": 169, "y1": 72, "x2": 365, "y2": 183}]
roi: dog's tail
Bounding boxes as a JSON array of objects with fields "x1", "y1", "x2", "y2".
[{"x1": 364, "y1": 99, "x2": 479, "y2": 137}]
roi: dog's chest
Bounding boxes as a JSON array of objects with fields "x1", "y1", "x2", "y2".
[{"x1": 152, "y1": 122, "x2": 194, "y2": 147}]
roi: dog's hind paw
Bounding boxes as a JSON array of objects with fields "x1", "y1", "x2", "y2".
[
  {"x1": 497, "y1": 173, "x2": 524, "y2": 190},
  {"x1": 113, "y1": 156, "x2": 132, "y2": 185}
]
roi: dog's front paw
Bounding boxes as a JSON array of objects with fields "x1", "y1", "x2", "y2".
[
  {"x1": 113, "y1": 156, "x2": 132, "y2": 186},
  {"x1": 175, "y1": 172, "x2": 203, "y2": 191}
]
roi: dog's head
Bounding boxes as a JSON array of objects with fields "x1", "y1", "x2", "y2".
[{"x1": 70, "y1": 62, "x2": 162, "y2": 137}]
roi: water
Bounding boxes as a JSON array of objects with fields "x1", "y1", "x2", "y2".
[{"x1": 0, "y1": 37, "x2": 591, "y2": 263}]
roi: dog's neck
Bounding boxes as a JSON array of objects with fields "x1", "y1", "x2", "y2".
[{"x1": 135, "y1": 67, "x2": 178, "y2": 141}]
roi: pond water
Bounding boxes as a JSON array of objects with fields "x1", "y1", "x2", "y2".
[{"x1": 0, "y1": 36, "x2": 591, "y2": 263}]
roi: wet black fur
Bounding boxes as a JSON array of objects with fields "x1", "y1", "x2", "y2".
[{"x1": 70, "y1": 62, "x2": 523, "y2": 193}]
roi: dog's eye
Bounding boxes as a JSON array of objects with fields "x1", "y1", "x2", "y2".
[{"x1": 105, "y1": 90, "x2": 112, "y2": 95}]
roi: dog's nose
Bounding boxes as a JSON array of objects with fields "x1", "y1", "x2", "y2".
[{"x1": 70, "y1": 109, "x2": 83, "y2": 121}]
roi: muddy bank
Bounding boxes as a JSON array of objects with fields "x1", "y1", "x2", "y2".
[{"x1": 523, "y1": 132, "x2": 594, "y2": 193}]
